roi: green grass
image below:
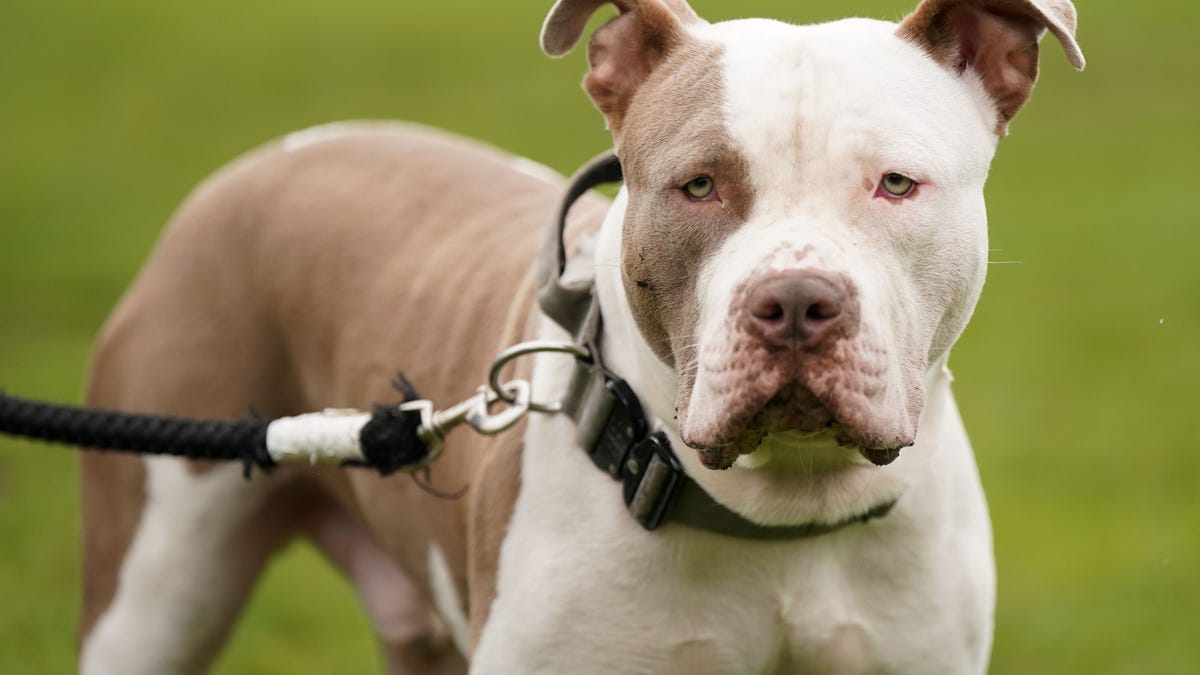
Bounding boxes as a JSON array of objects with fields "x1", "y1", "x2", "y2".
[{"x1": 1, "y1": 0, "x2": 1195, "y2": 672}]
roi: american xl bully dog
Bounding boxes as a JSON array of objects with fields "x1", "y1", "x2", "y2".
[{"x1": 78, "y1": 0, "x2": 1084, "y2": 672}]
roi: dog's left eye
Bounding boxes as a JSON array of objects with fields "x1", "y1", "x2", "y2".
[
  {"x1": 683, "y1": 175, "x2": 716, "y2": 201},
  {"x1": 879, "y1": 173, "x2": 916, "y2": 198}
]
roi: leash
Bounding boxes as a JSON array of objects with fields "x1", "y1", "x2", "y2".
[
  {"x1": 0, "y1": 349, "x2": 576, "y2": 480},
  {"x1": 0, "y1": 151, "x2": 895, "y2": 540}
]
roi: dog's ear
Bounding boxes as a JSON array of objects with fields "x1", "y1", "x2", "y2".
[
  {"x1": 541, "y1": 0, "x2": 702, "y2": 137},
  {"x1": 898, "y1": 0, "x2": 1085, "y2": 135}
]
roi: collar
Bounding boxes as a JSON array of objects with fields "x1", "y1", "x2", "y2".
[{"x1": 537, "y1": 152, "x2": 897, "y2": 539}]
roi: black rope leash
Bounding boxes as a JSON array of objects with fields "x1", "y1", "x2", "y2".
[
  {"x1": 0, "y1": 382, "x2": 431, "y2": 478},
  {"x1": 0, "y1": 389, "x2": 273, "y2": 474}
]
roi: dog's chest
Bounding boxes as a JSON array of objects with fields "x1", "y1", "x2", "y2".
[
  {"x1": 645, "y1": 544, "x2": 959, "y2": 674},
  {"x1": 480, "y1": 490, "x2": 957, "y2": 674},
  {"x1": 646, "y1": 562, "x2": 895, "y2": 675}
]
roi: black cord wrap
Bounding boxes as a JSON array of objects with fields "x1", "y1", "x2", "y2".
[
  {"x1": 0, "y1": 390, "x2": 275, "y2": 475},
  {"x1": 0, "y1": 380, "x2": 433, "y2": 478},
  {"x1": 352, "y1": 375, "x2": 432, "y2": 476},
  {"x1": 357, "y1": 404, "x2": 428, "y2": 475}
]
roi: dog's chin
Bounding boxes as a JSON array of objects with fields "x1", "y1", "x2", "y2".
[
  {"x1": 856, "y1": 446, "x2": 903, "y2": 466},
  {"x1": 691, "y1": 430, "x2": 904, "y2": 471}
]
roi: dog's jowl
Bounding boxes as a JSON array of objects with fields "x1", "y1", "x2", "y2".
[{"x1": 79, "y1": 1, "x2": 1083, "y2": 673}]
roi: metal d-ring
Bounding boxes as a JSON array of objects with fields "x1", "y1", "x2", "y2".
[{"x1": 487, "y1": 340, "x2": 592, "y2": 414}]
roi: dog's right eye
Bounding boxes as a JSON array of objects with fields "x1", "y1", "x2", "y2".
[
  {"x1": 684, "y1": 175, "x2": 716, "y2": 201},
  {"x1": 879, "y1": 173, "x2": 917, "y2": 199}
]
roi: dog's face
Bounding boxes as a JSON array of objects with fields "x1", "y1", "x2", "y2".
[{"x1": 545, "y1": 0, "x2": 1082, "y2": 471}]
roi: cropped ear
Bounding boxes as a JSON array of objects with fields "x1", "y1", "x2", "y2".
[
  {"x1": 898, "y1": 0, "x2": 1085, "y2": 135},
  {"x1": 541, "y1": 0, "x2": 702, "y2": 137}
]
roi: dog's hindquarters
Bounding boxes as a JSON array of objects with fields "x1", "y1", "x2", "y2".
[{"x1": 78, "y1": 134, "x2": 403, "y2": 672}]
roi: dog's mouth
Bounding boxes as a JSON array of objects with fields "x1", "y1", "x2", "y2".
[
  {"x1": 675, "y1": 300, "x2": 923, "y2": 472},
  {"x1": 682, "y1": 381, "x2": 910, "y2": 470}
]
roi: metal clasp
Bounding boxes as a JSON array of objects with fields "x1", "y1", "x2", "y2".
[
  {"x1": 399, "y1": 378, "x2": 532, "y2": 452},
  {"x1": 396, "y1": 339, "x2": 591, "y2": 467},
  {"x1": 487, "y1": 340, "x2": 591, "y2": 413}
]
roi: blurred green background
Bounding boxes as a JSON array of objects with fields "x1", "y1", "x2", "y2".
[{"x1": 0, "y1": 0, "x2": 1194, "y2": 672}]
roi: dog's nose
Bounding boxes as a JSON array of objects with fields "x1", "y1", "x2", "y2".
[{"x1": 745, "y1": 271, "x2": 848, "y2": 349}]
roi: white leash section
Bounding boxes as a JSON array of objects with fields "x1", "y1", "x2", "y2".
[{"x1": 266, "y1": 409, "x2": 372, "y2": 464}]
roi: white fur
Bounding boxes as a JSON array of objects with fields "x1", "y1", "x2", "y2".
[
  {"x1": 282, "y1": 121, "x2": 372, "y2": 152},
  {"x1": 474, "y1": 15, "x2": 998, "y2": 674},
  {"x1": 709, "y1": 18, "x2": 994, "y2": 366},
  {"x1": 80, "y1": 460, "x2": 270, "y2": 674},
  {"x1": 427, "y1": 544, "x2": 472, "y2": 657}
]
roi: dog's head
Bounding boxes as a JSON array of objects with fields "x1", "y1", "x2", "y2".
[{"x1": 544, "y1": 1, "x2": 1082, "y2": 472}]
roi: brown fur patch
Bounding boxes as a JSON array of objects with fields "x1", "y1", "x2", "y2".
[
  {"x1": 544, "y1": 0, "x2": 703, "y2": 136},
  {"x1": 618, "y1": 38, "x2": 754, "y2": 378},
  {"x1": 78, "y1": 453, "x2": 145, "y2": 637}
]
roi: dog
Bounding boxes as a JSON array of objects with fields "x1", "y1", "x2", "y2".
[{"x1": 77, "y1": 0, "x2": 1083, "y2": 672}]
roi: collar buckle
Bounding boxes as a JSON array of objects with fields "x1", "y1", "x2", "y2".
[
  {"x1": 623, "y1": 432, "x2": 682, "y2": 531},
  {"x1": 573, "y1": 372, "x2": 682, "y2": 531}
]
